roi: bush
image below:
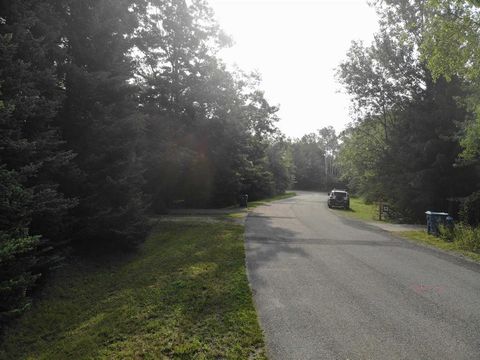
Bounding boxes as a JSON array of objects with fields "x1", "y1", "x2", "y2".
[
  {"x1": 0, "y1": 169, "x2": 41, "y2": 330},
  {"x1": 453, "y1": 224, "x2": 480, "y2": 253},
  {"x1": 439, "y1": 223, "x2": 480, "y2": 253},
  {"x1": 438, "y1": 224, "x2": 454, "y2": 242},
  {"x1": 459, "y1": 191, "x2": 480, "y2": 227}
]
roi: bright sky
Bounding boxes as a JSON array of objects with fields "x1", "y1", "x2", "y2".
[{"x1": 208, "y1": 0, "x2": 379, "y2": 138}]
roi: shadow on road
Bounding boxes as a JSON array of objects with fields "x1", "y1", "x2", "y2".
[{"x1": 245, "y1": 214, "x2": 310, "y2": 288}]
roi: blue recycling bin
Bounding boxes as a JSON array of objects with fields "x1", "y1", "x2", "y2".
[{"x1": 425, "y1": 211, "x2": 450, "y2": 236}]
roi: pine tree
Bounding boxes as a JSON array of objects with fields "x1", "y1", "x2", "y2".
[
  {"x1": 0, "y1": 0, "x2": 75, "y2": 326},
  {"x1": 0, "y1": 168, "x2": 40, "y2": 326},
  {"x1": 59, "y1": 0, "x2": 147, "y2": 250}
]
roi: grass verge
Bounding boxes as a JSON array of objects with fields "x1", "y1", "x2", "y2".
[
  {"x1": 332, "y1": 197, "x2": 380, "y2": 222},
  {"x1": 335, "y1": 197, "x2": 480, "y2": 263},
  {"x1": 0, "y1": 222, "x2": 267, "y2": 359},
  {"x1": 397, "y1": 230, "x2": 480, "y2": 263}
]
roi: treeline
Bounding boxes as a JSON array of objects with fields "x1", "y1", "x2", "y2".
[
  {"x1": 0, "y1": 0, "x2": 296, "y2": 328},
  {"x1": 337, "y1": 0, "x2": 480, "y2": 222},
  {"x1": 290, "y1": 126, "x2": 341, "y2": 190}
]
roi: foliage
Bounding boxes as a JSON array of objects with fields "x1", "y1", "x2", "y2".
[
  {"x1": 426, "y1": 220, "x2": 480, "y2": 255},
  {"x1": 59, "y1": 0, "x2": 149, "y2": 251},
  {"x1": 422, "y1": 0, "x2": 480, "y2": 82},
  {"x1": 0, "y1": 0, "x2": 76, "y2": 327},
  {"x1": 291, "y1": 127, "x2": 340, "y2": 190},
  {"x1": 0, "y1": 221, "x2": 267, "y2": 359},
  {"x1": 459, "y1": 190, "x2": 480, "y2": 226},
  {"x1": 448, "y1": 223, "x2": 480, "y2": 253},
  {"x1": 337, "y1": 0, "x2": 479, "y2": 221},
  {"x1": 337, "y1": 121, "x2": 386, "y2": 201},
  {"x1": 135, "y1": 1, "x2": 291, "y2": 208},
  {"x1": 0, "y1": 168, "x2": 41, "y2": 328},
  {"x1": 0, "y1": 0, "x2": 296, "y2": 330},
  {"x1": 459, "y1": 115, "x2": 480, "y2": 163},
  {"x1": 399, "y1": 230, "x2": 480, "y2": 262},
  {"x1": 422, "y1": 0, "x2": 480, "y2": 163},
  {"x1": 266, "y1": 134, "x2": 295, "y2": 195}
]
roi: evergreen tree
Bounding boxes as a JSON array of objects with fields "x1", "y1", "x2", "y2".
[
  {"x1": 59, "y1": 0, "x2": 147, "y2": 250},
  {"x1": 0, "y1": 168, "x2": 40, "y2": 327},
  {"x1": 137, "y1": 0, "x2": 286, "y2": 208},
  {"x1": 0, "y1": 0, "x2": 75, "y2": 326}
]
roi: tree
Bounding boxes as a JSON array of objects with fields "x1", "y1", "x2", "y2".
[
  {"x1": 291, "y1": 133, "x2": 326, "y2": 190},
  {"x1": 0, "y1": 0, "x2": 75, "y2": 326},
  {"x1": 422, "y1": 0, "x2": 480, "y2": 163},
  {"x1": 266, "y1": 133, "x2": 295, "y2": 195},
  {"x1": 337, "y1": 120, "x2": 386, "y2": 201},
  {"x1": 59, "y1": 0, "x2": 148, "y2": 250},
  {"x1": 136, "y1": 0, "x2": 230, "y2": 208},
  {"x1": 290, "y1": 127, "x2": 340, "y2": 191},
  {"x1": 136, "y1": 0, "x2": 287, "y2": 207},
  {"x1": 337, "y1": 0, "x2": 478, "y2": 220},
  {"x1": 0, "y1": 168, "x2": 41, "y2": 327},
  {"x1": 422, "y1": 0, "x2": 480, "y2": 81},
  {"x1": 318, "y1": 126, "x2": 340, "y2": 188},
  {"x1": 0, "y1": 0, "x2": 296, "y2": 330}
]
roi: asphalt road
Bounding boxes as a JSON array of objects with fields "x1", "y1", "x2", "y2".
[{"x1": 245, "y1": 191, "x2": 480, "y2": 360}]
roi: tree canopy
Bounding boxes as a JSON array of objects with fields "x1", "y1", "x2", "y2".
[
  {"x1": 0, "y1": 0, "x2": 295, "y2": 328},
  {"x1": 338, "y1": 0, "x2": 480, "y2": 220}
]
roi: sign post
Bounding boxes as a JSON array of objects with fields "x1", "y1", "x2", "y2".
[{"x1": 378, "y1": 201, "x2": 389, "y2": 221}]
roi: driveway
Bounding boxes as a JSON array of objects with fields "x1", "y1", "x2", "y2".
[{"x1": 245, "y1": 191, "x2": 480, "y2": 360}]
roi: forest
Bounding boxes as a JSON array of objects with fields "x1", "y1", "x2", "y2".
[
  {"x1": 337, "y1": 0, "x2": 480, "y2": 223},
  {"x1": 0, "y1": 0, "x2": 340, "y2": 329},
  {"x1": 2, "y1": 0, "x2": 480, "y2": 336}
]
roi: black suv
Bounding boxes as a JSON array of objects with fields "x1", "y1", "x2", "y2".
[{"x1": 328, "y1": 190, "x2": 350, "y2": 209}]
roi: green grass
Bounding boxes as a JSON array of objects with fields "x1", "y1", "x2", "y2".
[
  {"x1": 247, "y1": 192, "x2": 296, "y2": 209},
  {"x1": 225, "y1": 212, "x2": 247, "y2": 220},
  {"x1": 335, "y1": 197, "x2": 480, "y2": 263},
  {"x1": 397, "y1": 230, "x2": 480, "y2": 263},
  {"x1": 0, "y1": 222, "x2": 267, "y2": 359},
  {"x1": 333, "y1": 197, "x2": 380, "y2": 222}
]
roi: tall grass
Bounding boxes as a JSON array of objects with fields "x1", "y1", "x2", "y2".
[{"x1": 440, "y1": 223, "x2": 480, "y2": 254}]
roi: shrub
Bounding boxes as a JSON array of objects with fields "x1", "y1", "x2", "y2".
[
  {"x1": 438, "y1": 224, "x2": 454, "y2": 242},
  {"x1": 0, "y1": 169, "x2": 41, "y2": 330},
  {"x1": 439, "y1": 223, "x2": 480, "y2": 254},
  {"x1": 453, "y1": 224, "x2": 480, "y2": 253},
  {"x1": 459, "y1": 191, "x2": 480, "y2": 227}
]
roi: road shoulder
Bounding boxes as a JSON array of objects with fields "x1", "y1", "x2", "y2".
[{"x1": 331, "y1": 206, "x2": 480, "y2": 264}]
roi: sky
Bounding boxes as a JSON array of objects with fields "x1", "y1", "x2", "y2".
[{"x1": 208, "y1": 0, "x2": 380, "y2": 138}]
